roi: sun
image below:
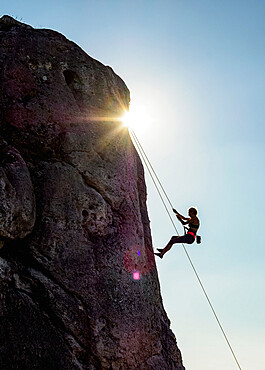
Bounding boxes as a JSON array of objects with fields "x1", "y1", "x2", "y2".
[
  {"x1": 121, "y1": 110, "x2": 133, "y2": 128},
  {"x1": 120, "y1": 104, "x2": 152, "y2": 133}
]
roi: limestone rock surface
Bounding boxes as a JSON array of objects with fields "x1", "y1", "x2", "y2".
[{"x1": 0, "y1": 15, "x2": 185, "y2": 369}]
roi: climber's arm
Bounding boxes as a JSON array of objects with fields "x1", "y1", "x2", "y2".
[
  {"x1": 173, "y1": 209, "x2": 189, "y2": 221},
  {"x1": 176, "y1": 215, "x2": 191, "y2": 225}
]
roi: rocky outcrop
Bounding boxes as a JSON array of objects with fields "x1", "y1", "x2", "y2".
[
  {"x1": 0, "y1": 138, "x2": 35, "y2": 241},
  {"x1": 0, "y1": 15, "x2": 185, "y2": 369}
]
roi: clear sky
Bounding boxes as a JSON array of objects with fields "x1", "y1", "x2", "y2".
[{"x1": 1, "y1": 1, "x2": 265, "y2": 369}]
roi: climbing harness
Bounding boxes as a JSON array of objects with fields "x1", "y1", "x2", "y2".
[
  {"x1": 129, "y1": 128, "x2": 242, "y2": 370},
  {"x1": 183, "y1": 226, "x2": 201, "y2": 244},
  {"x1": 182, "y1": 225, "x2": 195, "y2": 238},
  {"x1": 187, "y1": 230, "x2": 196, "y2": 239}
]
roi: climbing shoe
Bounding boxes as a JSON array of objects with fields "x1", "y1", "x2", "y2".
[
  {"x1": 157, "y1": 248, "x2": 163, "y2": 253},
  {"x1": 154, "y1": 252, "x2": 163, "y2": 259}
]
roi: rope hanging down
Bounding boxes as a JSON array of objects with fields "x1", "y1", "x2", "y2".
[{"x1": 129, "y1": 128, "x2": 242, "y2": 370}]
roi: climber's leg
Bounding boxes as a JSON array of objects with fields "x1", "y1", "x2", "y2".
[{"x1": 156, "y1": 234, "x2": 194, "y2": 258}]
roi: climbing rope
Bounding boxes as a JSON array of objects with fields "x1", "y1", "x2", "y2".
[{"x1": 129, "y1": 128, "x2": 242, "y2": 370}]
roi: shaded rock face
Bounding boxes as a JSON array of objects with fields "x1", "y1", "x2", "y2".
[{"x1": 0, "y1": 15, "x2": 185, "y2": 370}]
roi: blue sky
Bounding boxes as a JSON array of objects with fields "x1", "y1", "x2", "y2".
[{"x1": 1, "y1": 1, "x2": 265, "y2": 369}]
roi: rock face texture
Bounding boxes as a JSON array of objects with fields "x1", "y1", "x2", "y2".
[{"x1": 0, "y1": 15, "x2": 185, "y2": 370}]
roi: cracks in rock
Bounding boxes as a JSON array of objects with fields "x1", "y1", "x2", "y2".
[
  {"x1": 62, "y1": 69, "x2": 86, "y2": 111},
  {"x1": 0, "y1": 244, "x2": 102, "y2": 369},
  {"x1": 1, "y1": 243, "x2": 87, "y2": 334},
  {"x1": 64, "y1": 148, "x2": 110, "y2": 165},
  {"x1": 50, "y1": 156, "x2": 118, "y2": 212},
  {"x1": 13, "y1": 286, "x2": 98, "y2": 370},
  {"x1": 80, "y1": 171, "x2": 112, "y2": 208}
]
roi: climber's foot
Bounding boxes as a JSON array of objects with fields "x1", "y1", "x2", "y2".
[
  {"x1": 154, "y1": 252, "x2": 163, "y2": 259},
  {"x1": 157, "y1": 248, "x2": 163, "y2": 253}
]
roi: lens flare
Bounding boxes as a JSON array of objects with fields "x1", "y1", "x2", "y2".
[
  {"x1": 120, "y1": 104, "x2": 153, "y2": 132},
  {"x1": 121, "y1": 110, "x2": 132, "y2": 128},
  {"x1": 133, "y1": 271, "x2": 140, "y2": 280},
  {"x1": 123, "y1": 245, "x2": 155, "y2": 277}
]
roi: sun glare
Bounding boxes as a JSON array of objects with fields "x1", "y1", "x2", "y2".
[
  {"x1": 122, "y1": 111, "x2": 132, "y2": 128},
  {"x1": 121, "y1": 104, "x2": 152, "y2": 133}
]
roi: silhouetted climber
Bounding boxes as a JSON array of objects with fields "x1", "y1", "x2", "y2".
[{"x1": 155, "y1": 207, "x2": 200, "y2": 259}]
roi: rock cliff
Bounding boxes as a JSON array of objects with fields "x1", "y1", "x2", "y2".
[{"x1": 0, "y1": 15, "x2": 185, "y2": 369}]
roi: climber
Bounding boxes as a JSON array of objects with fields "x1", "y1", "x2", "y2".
[{"x1": 155, "y1": 207, "x2": 200, "y2": 259}]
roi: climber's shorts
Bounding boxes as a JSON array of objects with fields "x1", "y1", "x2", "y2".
[{"x1": 170, "y1": 233, "x2": 195, "y2": 245}]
